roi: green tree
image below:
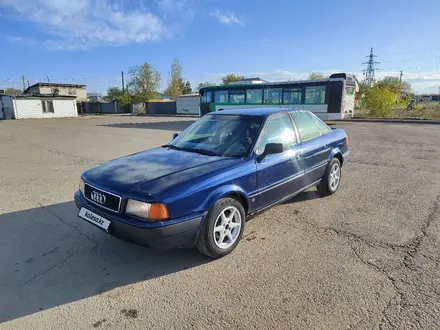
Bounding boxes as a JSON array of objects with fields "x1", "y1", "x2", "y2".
[
  {"x1": 377, "y1": 76, "x2": 411, "y2": 94},
  {"x1": 183, "y1": 81, "x2": 192, "y2": 95},
  {"x1": 197, "y1": 81, "x2": 213, "y2": 90},
  {"x1": 308, "y1": 72, "x2": 326, "y2": 80},
  {"x1": 364, "y1": 85, "x2": 396, "y2": 118},
  {"x1": 128, "y1": 63, "x2": 161, "y2": 110},
  {"x1": 104, "y1": 87, "x2": 131, "y2": 105},
  {"x1": 164, "y1": 59, "x2": 184, "y2": 99},
  {"x1": 221, "y1": 74, "x2": 244, "y2": 85},
  {"x1": 4, "y1": 88, "x2": 22, "y2": 95}
]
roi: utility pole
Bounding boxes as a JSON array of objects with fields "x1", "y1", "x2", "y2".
[
  {"x1": 22, "y1": 75, "x2": 26, "y2": 92},
  {"x1": 121, "y1": 71, "x2": 125, "y2": 92},
  {"x1": 362, "y1": 48, "x2": 380, "y2": 87},
  {"x1": 47, "y1": 76, "x2": 50, "y2": 83}
]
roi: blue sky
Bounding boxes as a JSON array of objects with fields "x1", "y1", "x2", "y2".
[{"x1": 1, "y1": 0, "x2": 440, "y2": 94}]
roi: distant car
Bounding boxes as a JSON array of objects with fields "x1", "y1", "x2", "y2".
[{"x1": 75, "y1": 108, "x2": 349, "y2": 258}]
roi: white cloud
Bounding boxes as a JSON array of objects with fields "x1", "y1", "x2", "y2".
[
  {"x1": 0, "y1": 0, "x2": 193, "y2": 49},
  {"x1": 210, "y1": 9, "x2": 244, "y2": 26}
]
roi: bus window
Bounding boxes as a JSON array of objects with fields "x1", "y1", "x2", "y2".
[
  {"x1": 229, "y1": 90, "x2": 245, "y2": 104},
  {"x1": 305, "y1": 86, "x2": 326, "y2": 104},
  {"x1": 202, "y1": 91, "x2": 212, "y2": 103},
  {"x1": 345, "y1": 86, "x2": 355, "y2": 95},
  {"x1": 246, "y1": 89, "x2": 262, "y2": 103},
  {"x1": 215, "y1": 90, "x2": 228, "y2": 104},
  {"x1": 283, "y1": 88, "x2": 302, "y2": 104},
  {"x1": 263, "y1": 88, "x2": 282, "y2": 104}
]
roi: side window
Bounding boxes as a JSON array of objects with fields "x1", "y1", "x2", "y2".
[
  {"x1": 305, "y1": 86, "x2": 326, "y2": 104},
  {"x1": 263, "y1": 88, "x2": 282, "y2": 104},
  {"x1": 291, "y1": 111, "x2": 322, "y2": 142},
  {"x1": 202, "y1": 91, "x2": 212, "y2": 103},
  {"x1": 283, "y1": 88, "x2": 302, "y2": 104},
  {"x1": 214, "y1": 90, "x2": 228, "y2": 103},
  {"x1": 309, "y1": 113, "x2": 332, "y2": 134},
  {"x1": 229, "y1": 90, "x2": 245, "y2": 104},
  {"x1": 246, "y1": 89, "x2": 262, "y2": 103},
  {"x1": 345, "y1": 86, "x2": 355, "y2": 95},
  {"x1": 256, "y1": 114, "x2": 296, "y2": 155},
  {"x1": 42, "y1": 100, "x2": 54, "y2": 113}
]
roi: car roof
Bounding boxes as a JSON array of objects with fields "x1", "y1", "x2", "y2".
[{"x1": 208, "y1": 107, "x2": 304, "y2": 117}]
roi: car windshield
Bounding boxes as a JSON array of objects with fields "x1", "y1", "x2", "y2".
[{"x1": 169, "y1": 114, "x2": 263, "y2": 157}]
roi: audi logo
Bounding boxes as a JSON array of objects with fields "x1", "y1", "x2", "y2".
[{"x1": 90, "y1": 191, "x2": 106, "y2": 205}]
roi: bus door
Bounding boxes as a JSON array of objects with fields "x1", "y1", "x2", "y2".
[{"x1": 327, "y1": 81, "x2": 344, "y2": 118}]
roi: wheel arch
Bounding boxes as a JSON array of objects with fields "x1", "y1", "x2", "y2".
[
  {"x1": 329, "y1": 148, "x2": 344, "y2": 166},
  {"x1": 202, "y1": 185, "x2": 250, "y2": 215}
]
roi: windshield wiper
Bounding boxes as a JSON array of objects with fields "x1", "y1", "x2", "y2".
[
  {"x1": 192, "y1": 148, "x2": 219, "y2": 156},
  {"x1": 162, "y1": 145, "x2": 219, "y2": 156},
  {"x1": 161, "y1": 144, "x2": 183, "y2": 150}
]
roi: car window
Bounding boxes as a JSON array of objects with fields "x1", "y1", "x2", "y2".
[
  {"x1": 171, "y1": 114, "x2": 263, "y2": 157},
  {"x1": 308, "y1": 113, "x2": 332, "y2": 134},
  {"x1": 256, "y1": 114, "x2": 296, "y2": 155},
  {"x1": 291, "y1": 111, "x2": 322, "y2": 142}
]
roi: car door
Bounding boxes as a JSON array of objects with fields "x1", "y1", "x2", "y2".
[
  {"x1": 290, "y1": 111, "x2": 332, "y2": 185},
  {"x1": 254, "y1": 113, "x2": 303, "y2": 211}
]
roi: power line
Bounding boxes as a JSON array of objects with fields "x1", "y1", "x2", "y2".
[{"x1": 379, "y1": 47, "x2": 440, "y2": 58}]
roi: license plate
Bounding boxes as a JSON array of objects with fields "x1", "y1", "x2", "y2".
[{"x1": 78, "y1": 207, "x2": 111, "y2": 231}]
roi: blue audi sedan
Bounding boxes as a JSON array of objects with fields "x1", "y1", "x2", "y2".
[{"x1": 75, "y1": 108, "x2": 349, "y2": 258}]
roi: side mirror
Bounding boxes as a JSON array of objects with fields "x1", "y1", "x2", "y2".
[
  {"x1": 172, "y1": 133, "x2": 179, "y2": 140},
  {"x1": 261, "y1": 143, "x2": 283, "y2": 158}
]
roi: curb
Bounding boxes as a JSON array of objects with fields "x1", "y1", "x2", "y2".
[{"x1": 327, "y1": 118, "x2": 440, "y2": 125}]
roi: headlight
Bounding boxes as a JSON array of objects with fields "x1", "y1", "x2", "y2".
[
  {"x1": 79, "y1": 177, "x2": 85, "y2": 195},
  {"x1": 126, "y1": 199, "x2": 169, "y2": 221}
]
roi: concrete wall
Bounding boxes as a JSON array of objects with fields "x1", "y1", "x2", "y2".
[
  {"x1": 28, "y1": 86, "x2": 87, "y2": 102},
  {"x1": 176, "y1": 95, "x2": 200, "y2": 115},
  {"x1": 14, "y1": 98, "x2": 78, "y2": 119}
]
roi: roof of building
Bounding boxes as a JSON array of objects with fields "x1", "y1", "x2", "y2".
[
  {"x1": 14, "y1": 95, "x2": 77, "y2": 100},
  {"x1": 209, "y1": 107, "x2": 304, "y2": 117},
  {"x1": 28, "y1": 83, "x2": 86, "y2": 88},
  {"x1": 176, "y1": 93, "x2": 199, "y2": 98},
  {"x1": 24, "y1": 83, "x2": 86, "y2": 95}
]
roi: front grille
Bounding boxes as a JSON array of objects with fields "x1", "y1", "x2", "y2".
[{"x1": 84, "y1": 184, "x2": 121, "y2": 213}]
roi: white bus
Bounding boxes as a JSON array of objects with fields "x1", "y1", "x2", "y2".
[{"x1": 199, "y1": 73, "x2": 359, "y2": 120}]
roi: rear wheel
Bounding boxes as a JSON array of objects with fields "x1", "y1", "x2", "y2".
[
  {"x1": 196, "y1": 198, "x2": 245, "y2": 258},
  {"x1": 317, "y1": 158, "x2": 342, "y2": 196}
]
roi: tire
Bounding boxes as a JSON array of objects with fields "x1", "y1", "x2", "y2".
[
  {"x1": 317, "y1": 157, "x2": 342, "y2": 196},
  {"x1": 196, "y1": 198, "x2": 245, "y2": 258}
]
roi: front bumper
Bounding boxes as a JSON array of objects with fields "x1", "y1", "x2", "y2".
[{"x1": 74, "y1": 192, "x2": 203, "y2": 249}]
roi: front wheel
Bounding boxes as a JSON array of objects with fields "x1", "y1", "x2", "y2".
[
  {"x1": 317, "y1": 158, "x2": 342, "y2": 196},
  {"x1": 196, "y1": 198, "x2": 245, "y2": 258}
]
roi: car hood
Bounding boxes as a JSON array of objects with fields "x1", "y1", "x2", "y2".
[{"x1": 83, "y1": 147, "x2": 231, "y2": 195}]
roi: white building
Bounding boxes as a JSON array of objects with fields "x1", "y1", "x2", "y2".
[
  {"x1": 0, "y1": 95, "x2": 78, "y2": 120},
  {"x1": 24, "y1": 83, "x2": 87, "y2": 102},
  {"x1": 176, "y1": 94, "x2": 200, "y2": 115}
]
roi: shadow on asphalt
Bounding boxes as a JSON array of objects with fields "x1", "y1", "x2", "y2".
[
  {"x1": 0, "y1": 201, "x2": 210, "y2": 323},
  {"x1": 98, "y1": 121, "x2": 196, "y2": 132},
  {"x1": 283, "y1": 189, "x2": 325, "y2": 204}
]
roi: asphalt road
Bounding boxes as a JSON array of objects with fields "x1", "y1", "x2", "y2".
[{"x1": 0, "y1": 116, "x2": 439, "y2": 330}]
